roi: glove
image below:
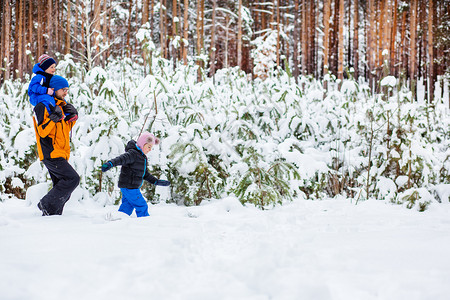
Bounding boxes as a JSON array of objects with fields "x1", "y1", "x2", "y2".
[
  {"x1": 63, "y1": 103, "x2": 78, "y2": 122},
  {"x1": 154, "y1": 179, "x2": 171, "y2": 186},
  {"x1": 47, "y1": 88, "x2": 54, "y2": 96},
  {"x1": 48, "y1": 105, "x2": 63, "y2": 123},
  {"x1": 65, "y1": 114, "x2": 78, "y2": 122},
  {"x1": 63, "y1": 103, "x2": 78, "y2": 115},
  {"x1": 101, "y1": 161, "x2": 114, "y2": 172}
]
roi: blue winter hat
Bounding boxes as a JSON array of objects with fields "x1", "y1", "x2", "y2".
[
  {"x1": 38, "y1": 54, "x2": 57, "y2": 71},
  {"x1": 49, "y1": 75, "x2": 69, "y2": 91}
]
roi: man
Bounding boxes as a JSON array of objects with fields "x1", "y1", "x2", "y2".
[{"x1": 32, "y1": 75, "x2": 79, "y2": 216}]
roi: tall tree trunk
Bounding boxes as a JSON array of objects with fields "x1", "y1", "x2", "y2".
[
  {"x1": 276, "y1": 0, "x2": 280, "y2": 67},
  {"x1": 126, "y1": 0, "x2": 133, "y2": 58},
  {"x1": 323, "y1": 0, "x2": 331, "y2": 78},
  {"x1": 47, "y1": 0, "x2": 54, "y2": 52},
  {"x1": 285, "y1": 6, "x2": 290, "y2": 72},
  {"x1": 331, "y1": 0, "x2": 340, "y2": 75},
  {"x1": 66, "y1": 0, "x2": 71, "y2": 55},
  {"x1": 237, "y1": 0, "x2": 243, "y2": 69},
  {"x1": 399, "y1": 5, "x2": 407, "y2": 76},
  {"x1": 143, "y1": 0, "x2": 149, "y2": 24},
  {"x1": 210, "y1": 0, "x2": 217, "y2": 78},
  {"x1": 418, "y1": 0, "x2": 426, "y2": 94},
  {"x1": 183, "y1": 0, "x2": 188, "y2": 65},
  {"x1": 22, "y1": 0, "x2": 28, "y2": 74},
  {"x1": 410, "y1": 0, "x2": 418, "y2": 102},
  {"x1": 337, "y1": 0, "x2": 344, "y2": 82},
  {"x1": 178, "y1": 2, "x2": 182, "y2": 61},
  {"x1": 0, "y1": 0, "x2": 4, "y2": 81},
  {"x1": 310, "y1": 1, "x2": 317, "y2": 77},
  {"x1": 0, "y1": 0, "x2": 3, "y2": 54},
  {"x1": 384, "y1": 0, "x2": 392, "y2": 73},
  {"x1": 368, "y1": 0, "x2": 376, "y2": 91},
  {"x1": 3, "y1": 0, "x2": 11, "y2": 81},
  {"x1": 306, "y1": 1, "x2": 316, "y2": 74},
  {"x1": 150, "y1": 0, "x2": 154, "y2": 32},
  {"x1": 427, "y1": 0, "x2": 435, "y2": 103},
  {"x1": 16, "y1": 0, "x2": 24, "y2": 79},
  {"x1": 83, "y1": 2, "x2": 93, "y2": 70},
  {"x1": 55, "y1": 0, "x2": 60, "y2": 54},
  {"x1": 27, "y1": 0, "x2": 33, "y2": 73},
  {"x1": 160, "y1": 0, "x2": 165, "y2": 58},
  {"x1": 347, "y1": 0, "x2": 352, "y2": 72},
  {"x1": 12, "y1": 1, "x2": 18, "y2": 75},
  {"x1": 196, "y1": 0, "x2": 204, "y2": 81},
  {"x1": 164, "y1": 0, "x2": 169, "y2": 59},
  {"x1": 270, "y1": 0, "x2": 275, "y2": 30},
  {"x1": 261, "y1": 1, "x2": 266, "y2": 30},
  {"x1": 74, "y1": 0, "x2": 79, "y2": 56},
  {"x1": 200, "y1": 0, "x2": 204, "y2": 63},
  {"x1": 225, "y1": 15, "x2": 229, "y2": 68},
  {"x1": 378, "y1": 0, "x2": 385, "y2": 75},
  {"x1": 200, "y1": 0, "x2": 205, "y2": 59},
  {"x1": 93, "y1": 0, "x2": 102, "y2": 62},
  {"x1": 353, "y1": 0, "x2": 359, "y2": 79},
  {"x1": 293, "y1": 0, "x2": 299, "y2": 82},
  {"x1": 107, "y1": 0, "x2": 112, "y2": 60},
  {"x1": 390, "y1": 0, "x2": 398, "y2": 77},
  {"x1": 102, "y1": 0, "x2": 108, "y2": 62},
  {"x1": 81, "y1": 1, "x2": 87, "y2": 61},
  {"x1": 253, "y1": 1, "x2": 258, "y2": 34},
  {"x1": 172, "y1": 0, "x2": 178, "y2": 69},
  {"x1": 301, "y1": 0, "x2": 307, "y2": 75},
  {"x1": 101, "y1": 0, "x2": 109, "y2": 66}
]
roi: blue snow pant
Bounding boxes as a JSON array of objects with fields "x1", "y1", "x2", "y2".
[
  {"x1": 40, "y1": 158, "x2": 80, "y2": 215},
  {"x1": 119, "y1": 188, "x2": 150, "y2": 217}
]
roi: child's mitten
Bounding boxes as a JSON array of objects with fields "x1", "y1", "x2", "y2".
[
  {"x1": 101, "y1": 161, "x2": 114, "y2": 172},
  {"x1": 155, "y1": 179, "x2": 171, "y2": 186}
]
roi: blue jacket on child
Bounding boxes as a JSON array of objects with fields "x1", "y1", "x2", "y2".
[{"x1": 28, "y1": 63, "x2": 55, "y2": 111}]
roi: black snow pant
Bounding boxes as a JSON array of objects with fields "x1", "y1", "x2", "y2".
[{"x1": 39, "y1": 157, "x2": 80, "y2": 215}]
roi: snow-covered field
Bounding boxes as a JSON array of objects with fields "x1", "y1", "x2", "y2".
[{"x1": 1, "y1": 196, "x2": 450, "y2": 300}]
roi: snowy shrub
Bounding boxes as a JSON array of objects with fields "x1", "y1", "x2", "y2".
[
  {"x1": 0, "y1": 80, "x2": 38, "y2": 199},
  {"x1": 231, "y1": 147, "x2": 300, "y2": 209},
  {"x1": 0, "y1": 55, "x2": 448, "y2": 210},
  {"x1": 168, "y1": 137, "x2": 226, "y2": 206},
  {"x1": 396, "y1": 188, "x2": 433, "y2": 212},
  {"x1": 251, "y1": 31, "x2": 278, "y2": 81}
]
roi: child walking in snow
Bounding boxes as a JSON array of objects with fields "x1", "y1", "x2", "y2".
[
  {"x1": 101, "y1": 132, "x2": 170, "y2": 218},
  {"x1": 28, "y1": 54, "x2": 57, "y2": 107}
]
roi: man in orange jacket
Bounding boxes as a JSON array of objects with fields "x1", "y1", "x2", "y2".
[{"x1": 33, "y1": 75, "x2": 79, "y2": 216}]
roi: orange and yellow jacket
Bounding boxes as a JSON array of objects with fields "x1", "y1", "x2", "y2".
[{"x1": 33, "y1": 98, "x2": 76, "y2": 161}]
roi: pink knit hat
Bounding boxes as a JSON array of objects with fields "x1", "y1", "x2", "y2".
[{"x1": 137, "y1": 132, "x2": 160, "y2": 149}]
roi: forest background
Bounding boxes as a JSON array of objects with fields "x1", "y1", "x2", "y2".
[
  {"x1": 1, "y1": 0, "x2": 449, "y2": 96},
  {"x1": 0, "y1": 0, "x2": 449, "y2": 209}
]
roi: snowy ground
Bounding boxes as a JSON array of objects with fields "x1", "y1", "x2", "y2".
[{"x1": 1, "y1": 196, "x2": 450, "y2": 300}]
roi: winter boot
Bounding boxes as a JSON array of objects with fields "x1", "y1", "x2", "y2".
[{"x1": 37, "y1": 202, "x2": 50, "y2": 216}]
